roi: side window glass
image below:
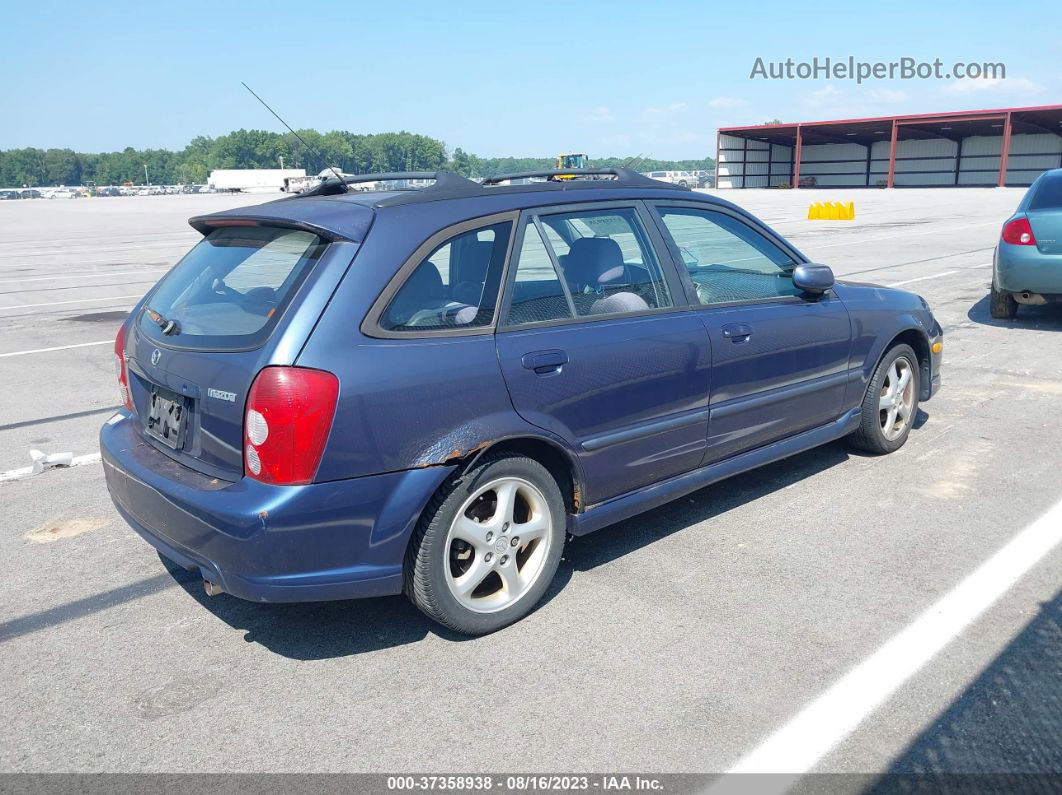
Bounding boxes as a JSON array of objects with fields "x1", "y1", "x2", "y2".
[
  {"x1": 506, "y1": 224, "x2": 573, "y2": 326},
  {"x1": 537, "y1": 208, "x2": 672, "y2": 320},
  {"x1": 657, "y1": 208, "x2": 799, "y2": 305},
  {"x1": 381, "y1": 221, "x2": 512, "y2": 331}
]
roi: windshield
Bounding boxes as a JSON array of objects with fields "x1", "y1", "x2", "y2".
[{"x1": 139, "y1": 225, "x2": 327, "y2": 350}]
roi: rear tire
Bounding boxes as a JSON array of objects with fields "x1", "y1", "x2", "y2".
[
  {"x1": 990, "y1": 280, "x2": 1018, "y2": 320},
  {"x1": 405, "y1": 453, "x2": 566, "y2": 635},
  {"x1": 849, "y1": 344, "x2": 920, "y2": 455}
]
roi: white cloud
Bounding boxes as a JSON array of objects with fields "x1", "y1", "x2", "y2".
[
  {"x1": 803, "y1": 84, "x2": 847, "y2": 112},
  {"x1": 868, "y1": 88, "x2": 908, "y2": 103},
  {"x1": 589, "y1": 105, "x2": 613, "y2": 122},
  {"x1": 810, "y1": 84, "x2": 842, "y2": 101},
  {"x1": 795, "y1": 84, "x2": 880, "y2": 121},
  {"x1": 708, "y1": 96, "x2": 749, "y2": 109},
  {"x1": 941, "y1": 76, "x2": 1042, "y2": 96}
]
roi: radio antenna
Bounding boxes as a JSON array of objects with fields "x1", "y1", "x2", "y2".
[
  {"x1": 240, "y1": 81, "x2": 347, "y2": 190},
  {"x1": 622, "y1": 153, "x2": 648, "y2": 171}
]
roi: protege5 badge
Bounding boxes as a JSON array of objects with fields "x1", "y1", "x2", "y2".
[{"x1": 207, "y1": 388, "x2": 237, "y2": 403}]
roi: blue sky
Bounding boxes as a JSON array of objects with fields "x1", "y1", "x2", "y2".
[{"x1": 2, "y1": 0, "x2": 1058, "y2": 159}]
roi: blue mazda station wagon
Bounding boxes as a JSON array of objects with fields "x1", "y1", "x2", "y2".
[{"x1": 101, "y1": 168, "x2": 943, "y2": 634}]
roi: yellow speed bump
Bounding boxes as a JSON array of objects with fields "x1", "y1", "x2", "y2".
[{"x1": 807, "y1": 201, "x2": 855, "y2": 221}]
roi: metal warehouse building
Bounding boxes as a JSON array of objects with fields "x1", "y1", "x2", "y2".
[{"x1": 716, "y1": 103, "x2": 1062, "y2": 189}]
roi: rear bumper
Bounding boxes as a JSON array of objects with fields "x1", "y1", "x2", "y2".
[
  {"x1": 101, "y1": 412, "x2": 454, "y2": 602},
  {"x1": 995, "y1": 244, "x2": 1062, "y2": 295}
]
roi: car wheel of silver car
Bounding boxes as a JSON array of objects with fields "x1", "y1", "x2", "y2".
[
  {"x1": 405, "y1": 453, "x2": 566, "y2": 635},
  {"x1": 849, "y1": 343, "x2": 920, "y2": 455},
  {"x1": 990, "y1": 279, "x2": 1018, "y2": 320}
]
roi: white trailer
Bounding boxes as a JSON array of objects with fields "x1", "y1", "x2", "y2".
[{"x1": 208, "y1": 169, "x2": 306, "y2": 194}]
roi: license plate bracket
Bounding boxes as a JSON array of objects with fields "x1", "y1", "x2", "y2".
[{"x1": 146, "y1": 387, "x2": 187, "y2": 450}]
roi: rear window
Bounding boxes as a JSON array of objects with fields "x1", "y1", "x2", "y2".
[
  {"x1": 1029, "y1": 174, "x2": 1062, "y2": 210},
  {"x1": 139, "y1": 226, "x2": 327, "y2": 350},
  {"x1": 379, "y1": 221, "x2": 513, "y2": 333}
]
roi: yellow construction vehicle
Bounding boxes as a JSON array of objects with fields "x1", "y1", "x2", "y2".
[{"x1": 555, "y1": 152, "x2": 588, "y2": 178}]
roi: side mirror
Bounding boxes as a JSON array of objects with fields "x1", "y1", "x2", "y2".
[{"x1": 792, "y1": 263, "x2": 835, "y2": 295}]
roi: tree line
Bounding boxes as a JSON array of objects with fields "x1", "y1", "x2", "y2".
[
  {"x1": 0, "y1": 128, "x2": 714, "y2": 187},
  {"x1": 451, "y1": 150, "x2": 714, "y2": 178}
]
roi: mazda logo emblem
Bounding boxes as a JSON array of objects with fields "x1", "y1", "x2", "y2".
[{"x1": 151, "y1": 349, "x2": 161, "y2": 366}]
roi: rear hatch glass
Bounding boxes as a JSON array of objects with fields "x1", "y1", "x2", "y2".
[
  {"x1": 127, "y1": 225, "x2": 329, "y2": 479},
  {"x1": 138, "y1": 226, "x2": 326, "y2": 351}
]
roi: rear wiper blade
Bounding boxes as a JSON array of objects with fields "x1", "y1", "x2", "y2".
[{"x1": 145, "y1": 306, "x2": 180, "y2": 336}]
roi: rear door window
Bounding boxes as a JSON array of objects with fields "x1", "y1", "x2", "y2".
[
  {"x1": 538, "y1": 208, "x2": 673, "y2": 317},
  {"x1": 139, "y1": 226, "x2": 326, "y2": 350},
  {"x1": 505, "y1": 207, "x2": 673, "y2": 326},
  {"x1": 506, "y1": 224, "x2": 574, "y2": 326}
]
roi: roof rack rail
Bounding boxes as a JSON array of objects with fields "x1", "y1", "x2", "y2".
[
  {"x1": 480, "y1": 167, "x2": 685, "y2": 188},
  {"x1": 299, "y1": 170, "x2": 479, "y2": 198}
]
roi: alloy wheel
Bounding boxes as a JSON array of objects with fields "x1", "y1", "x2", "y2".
[
  {"x1": 444, "y1": 477, "x2": 553, "y2": 613},
  {"x1": 879, "y1": 357, "x2": 915, "y2": 441}
]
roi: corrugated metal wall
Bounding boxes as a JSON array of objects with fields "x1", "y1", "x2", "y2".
[
  {"x1": 956, "y1": 135, "x2": 1001, "y2": 186},
  {"x1": 718, "y1": 131, "x2": 1061, "y2": 188},
  {"x1": 717, "y1": 134, "x2": 794, "y2": 188},
  {"x1": 716, "y1": 133, "x2": 744, "y2": 189},
  {"x1": 801, "y1": 142, "x2": 869, "y2": 187},
  {"x1": 872, "y1": 138, "x2": 957, "y2": 187},
  {"x1": 1007, "y1": 133, "x2": 1062, "y2": 186}
]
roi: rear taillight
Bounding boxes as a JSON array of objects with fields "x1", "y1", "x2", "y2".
[
  {"x1": 244, "y1": 366, "x2": 339, "y2": 485},
  {"x1": 114, "y1": 324, "x2": 133, "y2": 412},
  {"x1": 1002, "y1": 217, "x2": 1037, "y2": 246}
]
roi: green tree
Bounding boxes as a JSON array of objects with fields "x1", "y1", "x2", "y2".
[{"x1": 43, "y1": 149, "x2": 81, "y2": 185}]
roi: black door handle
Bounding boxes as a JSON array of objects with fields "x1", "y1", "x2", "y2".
[
  {"x1": 722, "y1": 323, "x2": 753, "y2": 342},
  {"x1": 521, "y1": 349, "x2": 568, "y2": 374}
]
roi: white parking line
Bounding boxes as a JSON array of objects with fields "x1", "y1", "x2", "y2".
[
  {"x1": 804, "y1": 219, "x2": 997, "y2": 250},
  {"x1": 0, "y1": 268, "x2": 167, "y2": 284},
  {"x1": 0, "y1": 295, "x2": 141, "y2": 311},
  {"x1": 0, "y1": 340, "x2": 113, "y2": 358},
  {"x1": 716, "y1": 497, "x2": 1062, "y2": 785},
  {"x1": 0, "y1": 255, "x2": 176, "y2": 269},
  {"x1": 886, "y1": 263, "x2": 991, "y2": 287},
  {"x1": 887, "y1": 270, "x2": 959, "y2": 287}
]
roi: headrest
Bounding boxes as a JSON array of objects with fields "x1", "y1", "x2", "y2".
[{"x1": 564, "y1": 237, "x2": 626, "y2": 291}]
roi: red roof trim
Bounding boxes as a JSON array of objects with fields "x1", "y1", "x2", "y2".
[{"x1": 718, "y1": 103, "x2": 1062, "y2": 133}]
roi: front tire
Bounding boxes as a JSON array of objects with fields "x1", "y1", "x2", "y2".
[
  {"x1": 405, "y1": 453, "x2": 566, "y2": 635},
  {"x1": 990, "y1": 280, "x2": 1018, "y2": 319},
  {"x1": 849, "y1": 344, "x2": 920, "y2": 455}
]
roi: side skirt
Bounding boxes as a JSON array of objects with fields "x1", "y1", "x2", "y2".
[{"x1": 568, "y1": 407, "x2": 861, "y2": 536}]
